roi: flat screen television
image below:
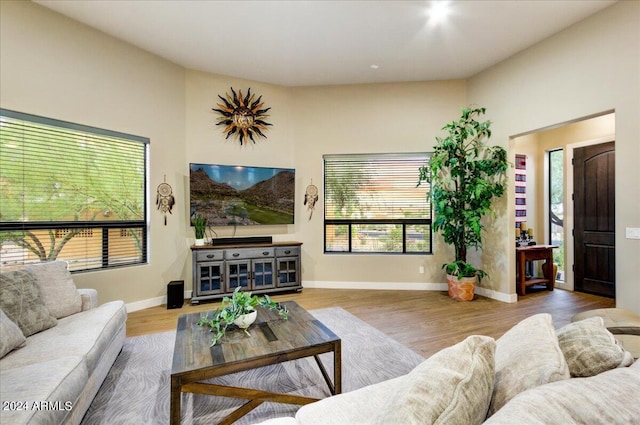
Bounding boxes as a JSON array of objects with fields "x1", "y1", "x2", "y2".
[{"x1": 190, "y1": 163, "x2": 295, "y2": 226}]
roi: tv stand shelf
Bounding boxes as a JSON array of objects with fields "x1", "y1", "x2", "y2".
[{"x1": 190, "y1": 241, "x2": 302, "y2": 304}]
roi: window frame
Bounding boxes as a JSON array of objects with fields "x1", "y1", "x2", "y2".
[
  {"x1": 0, "y1": 108, "x2": 149, "y2": 272},
  {"x1": 323, "y1": 152, "x2": 432, "y2": 255}
]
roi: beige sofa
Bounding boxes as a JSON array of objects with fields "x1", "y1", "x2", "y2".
[
  {"x1": 257, "y1": 313, "x2": 640, "y2": 425},
  {"x1": 0, "y1": 261, "x2": 126, "y2": 425}
]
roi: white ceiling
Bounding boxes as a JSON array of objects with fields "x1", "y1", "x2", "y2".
[{"x1": 35, "y1": 0, "x2": 616, "y2": 87}]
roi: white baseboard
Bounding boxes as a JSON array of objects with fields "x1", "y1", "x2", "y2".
[
  {"x1": 302, "y1": 280, "x2": 448, "y2": 291},
  {"x1": 124, "y1": 283, "x2": 516, "y2": 312},
  {"x1": 475, "y1": 286, "x2": 518, "y2": 303},
  {"x1": 125, "y1": 290, "x2": 193, "y2": 313}
]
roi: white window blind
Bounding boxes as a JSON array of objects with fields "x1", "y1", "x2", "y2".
[
  {"x1": 0, "y1": 109, "x2": 148, "y2": 272},
  {"x1": 323, "y1": 153, "x2": 432, "y2": 254}
]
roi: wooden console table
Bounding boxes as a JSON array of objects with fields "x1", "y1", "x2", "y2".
[{"x1": 516, "y1": 245, "x2": 558, "y2": 296}]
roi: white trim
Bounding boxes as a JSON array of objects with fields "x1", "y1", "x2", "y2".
[
  {"x1": 124, "y1": 283, "x2": 517, "y2": 312},
  {"x1": 303, "y1": 280, "x2": 515, "y2": 302},
  {"x1": 475, "y1": 286, "x2": 518, "y2": 303},
  {"x1": 125, "y1": 290, "x2": 192, "y2": 312},
  {"x1": 302, "y1": 280, "x2": 447, "y2": 291}
]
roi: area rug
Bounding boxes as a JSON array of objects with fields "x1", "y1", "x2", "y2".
[{"x1": 81, "y1": 307, "x2": 424, "y2": 425}]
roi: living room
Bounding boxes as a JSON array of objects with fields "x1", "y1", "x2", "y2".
[
  {"x1": 1, "y1": 1, "x2": 639, "y2": 424},
  {"x1": 1, "y1": 0, "x2": 638, "y2": 312}
]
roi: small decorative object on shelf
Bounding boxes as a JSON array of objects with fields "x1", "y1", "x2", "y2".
[
  {"x1": 197, "y1": 286, "x2": 288, "y2": 346},
  {"x1": 192, "y1": 214, "x2": 208, "y2": 246},
  {"x1": 212, "y1": 87, "x2": 272, "y2": 145}
]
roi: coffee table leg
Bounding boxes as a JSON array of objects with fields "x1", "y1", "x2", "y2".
[
  {"x1": 170, "y1": 376, "x2": 181, "y2": 425},
  {"x1": 334, "y1": 340, "x2": 342, "y2": 394}
]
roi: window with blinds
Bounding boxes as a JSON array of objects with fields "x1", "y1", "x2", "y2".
[
  {"x1": 323, "y1": 153, "x2": 432, "y2": 254},
  {"x1": 0, "y1": 109, "x2": 148, "y2": 272}
]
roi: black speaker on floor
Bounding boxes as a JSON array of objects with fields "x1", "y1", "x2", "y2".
[{"x1": 167, "y1": 280, "x2": 184, "y2": 309}]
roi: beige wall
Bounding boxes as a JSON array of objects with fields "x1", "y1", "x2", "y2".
[
  {"x1": 468, "y1": 1, "x2": 639, "y2": 311},
  {"x1": 0, "y1": 0, "x2": 187, "y2": 304},
  {"x1": 289, "y1": 81, "x2": 467, "y2": 288}
]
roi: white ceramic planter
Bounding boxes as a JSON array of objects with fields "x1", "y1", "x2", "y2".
[
  {"x1": 194, "y1": 238, "x2": 205, "y2": 246},
  {"x1": 233, "y1": 311, "x2": 257, "y2": 329}
]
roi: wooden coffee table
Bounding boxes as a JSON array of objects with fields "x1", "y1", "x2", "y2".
[{"x1": 170, "y1": 301, "x2": 341, "y2": 425}]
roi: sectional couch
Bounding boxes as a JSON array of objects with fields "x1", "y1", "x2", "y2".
[
  {"x1": 257, "y1": 312, "x2": 640, "y2": 424},
  {"x1": 0, "y1": 261, "x2": 126, "y2": 425}
]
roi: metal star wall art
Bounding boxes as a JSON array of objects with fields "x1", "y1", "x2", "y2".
[{"x1": 212, "y1": 87, "x2": 272, "y2": 145}]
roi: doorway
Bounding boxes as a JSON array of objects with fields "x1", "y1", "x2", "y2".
[{"x1": 512, "y1": 112, "x2": 615, "y2": 297}]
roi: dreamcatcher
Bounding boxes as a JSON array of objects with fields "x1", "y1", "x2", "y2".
[
  {"x1": 303, "y1": 180, "x2": 319, "y2": 220},
  {"x1": 156, "y1": 176, "x2": 175, "y2": 225}
]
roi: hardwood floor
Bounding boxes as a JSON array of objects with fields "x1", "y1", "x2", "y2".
[{"x1": 127, "y1": 287, "x2": 614, "y2": 358}]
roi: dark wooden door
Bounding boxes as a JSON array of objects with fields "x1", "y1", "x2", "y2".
[{"x1": 573, "y1": 142, "x2": 615, "y2": 297}]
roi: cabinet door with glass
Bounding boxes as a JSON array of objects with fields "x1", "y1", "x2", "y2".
[
  {"x1": 277, "y1": 256, "x2": 300, "y2": 287},
  {"x1": 252, "y1": 258, "x2": 276, "y2": 290},
  {"x1": 196, "y1": 261, "x2": 225, "y2": 296},
  {"x1": 226, "y1": 260, "x2": 251, "y2": 292}
]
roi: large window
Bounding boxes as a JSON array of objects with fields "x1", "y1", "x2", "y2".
[
  {"x1": 324, "y1": 153, "x2": 432, "y2": 254},
  {"x1": 0, "y1": 109, "x2": 148, "y2": 272}
]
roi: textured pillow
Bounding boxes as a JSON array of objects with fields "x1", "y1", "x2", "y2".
[
  {"x1": 487, "y1": 313, "x2": 570, "y2": 417},
  {"x1": 0, "y1": 308, "x2": 27, "y2": 358},
  {"x1": 0, "y1": 269, "x2": 57, "y2": 337},
  {"x1": 484, "y1": 365, "x2": 640, "y2": 425},
  {"x1": 374, "y1": 335, "x2": 496, "y2": 425},
  {"x1": 557, "y1": 316, "x2": 634, "y2": 377},
  {"x1": 27, "y1": 261, "x2": 81, "y2": 319}
]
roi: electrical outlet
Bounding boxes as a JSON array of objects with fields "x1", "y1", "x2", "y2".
[{"x1": 419, "y1": 266, "x2": 425, "y2": 274}]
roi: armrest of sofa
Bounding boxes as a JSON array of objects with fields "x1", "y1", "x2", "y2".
[{"x1": 77, "y1": 288, "x2": 98, "y2": 311}]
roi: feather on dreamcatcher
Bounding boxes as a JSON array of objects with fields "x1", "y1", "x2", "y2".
[
  {"x1": 156, "y1": 176, "x2": 175, "y2": 225},
  {"x1": 304, "y1": 180, "x2": 319, "y2": 220}
]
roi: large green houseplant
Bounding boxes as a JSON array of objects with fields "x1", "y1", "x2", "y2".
[{"x1": 418, "y1": 106, "x2": 508, "y2": 300}]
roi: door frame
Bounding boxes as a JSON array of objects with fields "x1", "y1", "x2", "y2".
[{"x1": 559, "y1": 136, "x2": 615, "y2": 292}]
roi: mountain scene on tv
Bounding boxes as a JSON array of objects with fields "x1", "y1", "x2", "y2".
[{"x1": 190, "y1": 164, "x2": 295, "y2": 226}]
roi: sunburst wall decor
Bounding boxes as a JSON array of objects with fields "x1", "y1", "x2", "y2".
[{"x1": 212, "y1": 87, "x2": 272, "y2": 145}]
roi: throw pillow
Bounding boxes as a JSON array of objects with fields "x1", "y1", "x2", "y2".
[
  {"x1": 484, "y1": 365, "x2": 640, "y2": 425},
  {"x1": 0, "y1": 269, "x2": 57, "y2": 337},
  {"x1": 556, "y1": 316, "x2": 634, "y2": 377},
  {"x1": 487, "y1": 313, "x2": 570, "y2": 417},
  {"x1": 374, "y1": 335, "x2": 496, "y2": 425},
  {"x1": 0, "y1": 308, "x2": 27, "y2": 358},
  {"x1": 26, "y1": 261, "x2": 81, "y2": 318}
]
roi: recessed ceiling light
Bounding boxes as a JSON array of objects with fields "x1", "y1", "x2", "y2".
[
  {"x1": 426, "y1": 1, "x2": 450, "y2": 24},
  {"x1": 370, "y1": 64, "x2": 379, "y2": 70}
]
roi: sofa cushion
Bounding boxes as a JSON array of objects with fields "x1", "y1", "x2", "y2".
[
  {"x1": 483, "y1": 363, "x2": 640, "y2": 424},
  {"x1": 0, "y1": 301, "x2": 126, "y2": 375},
  {"x1": 297, "y1": 335, "x2": 495, "y2": 425},
  {"x1": 487, "y1": 313, "x2": 569, "y2": 417},
  {"x1": 0, "y1": 308, "x2": 26, "y2": 358},
  {"x1": 557, "y1": 316, "x2": 634, "y2": 377},
  {"x1": 0, "y1": 356, "x2": 88, "y2": 425},
  {"x1": 27, "y1": 261, "x2": 82, "y2": 319},
  {"x1": 374, "y1": 335, "x2": 496, "y2": 425},
  {"x1": 0, "y1": 269, "x2": 57, "y2": 337}
]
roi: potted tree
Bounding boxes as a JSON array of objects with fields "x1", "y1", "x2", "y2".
[
  {"x1": 418, "y1": 107, "x2": 508, "y2": 301},
  {"x1": 197, "y1": 286, "x2": 288, "y2": 346},
  {"x1": 192, "y1": 214, "x2": 207, "y2": 246}
]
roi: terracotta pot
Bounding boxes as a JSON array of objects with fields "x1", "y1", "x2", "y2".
[{"x1": 447, "y1": 274, "x2": 477, "y2": 301}]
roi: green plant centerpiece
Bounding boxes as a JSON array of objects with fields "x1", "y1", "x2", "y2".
[
  {"x1": 197, "y1": 286, "x2": 288, "y2": 346},
  {"x1": 418, "y1": 106, "x2": 508, "y2": 301},
  {"x1": 192, "y1": 214, "x2": 207, "y2": 245}
]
